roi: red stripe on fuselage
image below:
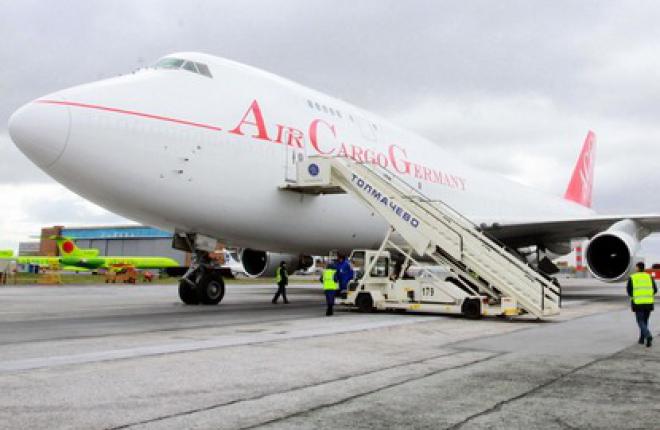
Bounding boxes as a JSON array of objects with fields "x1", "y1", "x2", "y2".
[{"x1": 37, "y1": 100, "x2": 223, "y2": 132}]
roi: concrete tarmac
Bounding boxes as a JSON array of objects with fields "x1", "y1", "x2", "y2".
[{"x1": 0, "y1": 279, "x2": 658, "y2": 429}]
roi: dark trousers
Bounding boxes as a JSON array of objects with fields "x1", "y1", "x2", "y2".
[
  {"x1": 325, "y1": 290, "x2": 336, "y2": 315},
  {"x1": 636, "y1": 310, "x2": 652, "y2": 340},
  {"x1": 272, "y1": 282, "x2": 288, "y2": 304}
]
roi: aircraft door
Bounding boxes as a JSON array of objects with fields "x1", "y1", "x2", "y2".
[{"x1": 283, "y1": 125, "x2": 307, "y2": 182}]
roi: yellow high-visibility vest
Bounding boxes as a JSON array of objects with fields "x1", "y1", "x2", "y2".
[
  {"x1": 275, "y1": 267, "x2": 284, "y2": 283},
  {"x1": 322, "y1": 269, "x2": 338, "y2": 291},
  {"x1": 631, "y1": 272, "x2": 655, "y2": 305}
]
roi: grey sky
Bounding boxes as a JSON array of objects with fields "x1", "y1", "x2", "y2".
[{"x1": 1, "y1": 0, "x2": 659, "y2": 254}]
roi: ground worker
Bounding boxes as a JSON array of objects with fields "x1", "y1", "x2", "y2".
[
  {"x1": 335, "y1": 254, "x2": 354, "y2": 297},
  {"x1": 272, "y1": 261, "x2": 289, "y2": 304},
  {"x1": 322, "y1": 263, "x2": 339, "y2": 316},
  {"x1": 627, "y1": 262, "x2": 657, "y2": 347}
]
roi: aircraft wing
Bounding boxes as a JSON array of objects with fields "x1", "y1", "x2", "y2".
[{"x1": 485, "y1": 214, "x2": 660, "y2": 248}]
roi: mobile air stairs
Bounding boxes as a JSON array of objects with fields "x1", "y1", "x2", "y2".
[{"x1": 282, "y1": 156, "x2": 561, "y2": 319}]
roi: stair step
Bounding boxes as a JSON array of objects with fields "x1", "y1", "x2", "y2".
[{"x1": 289, "y1": 157, "x2": 560, "y2": 318}]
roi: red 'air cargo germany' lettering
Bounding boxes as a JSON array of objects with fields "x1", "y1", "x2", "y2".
[{"x1": 229, "y1": 99, "x2": 271, "y2": 141}]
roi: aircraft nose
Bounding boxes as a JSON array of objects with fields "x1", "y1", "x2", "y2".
[{"x1": 8, "y1": 101, "x2": 71, "y2": 168}]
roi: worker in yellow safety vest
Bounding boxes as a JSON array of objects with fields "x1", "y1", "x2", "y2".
[
  {"x1": 272, "y1": 261, "x2": 289, "y2": 304},
  {"x1": 321, "y1": 263, "x2": 339, "y2": 316},
  {"x1": 627, "y1": 262, "x2": 657, "y2": 347}
]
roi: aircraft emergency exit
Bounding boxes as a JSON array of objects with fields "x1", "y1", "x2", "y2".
[{"x1": 7, "y1": 52, "x2": 660, "y2": 305}]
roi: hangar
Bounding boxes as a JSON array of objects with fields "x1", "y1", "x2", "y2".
[{"x1": 37, "y1": 225, "x2": 188, "y2": 265}]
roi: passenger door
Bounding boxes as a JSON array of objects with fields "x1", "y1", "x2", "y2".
[{"x1": 283, "y1": 126, "x2": 307, "y2": 182}]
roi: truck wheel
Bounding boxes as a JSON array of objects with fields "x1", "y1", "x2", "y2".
[
  {"x1": 178, "y1": 280, "x2": 200, "y2": 305},
  {"x1": 461, "y1": 298, "x2": 482, "y2": 319},
  {"x1": 356, "y1": 293, "x2": 374, "y2": 313}
]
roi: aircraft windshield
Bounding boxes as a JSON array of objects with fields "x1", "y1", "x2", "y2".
[
  {"x1": 153, "y1": 57, "x2": 213, "y2": 78},
  {"x1": 155, "y1": 58, "x2": 185, "y2": 69}
]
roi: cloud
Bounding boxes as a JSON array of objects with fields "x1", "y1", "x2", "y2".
[
  {"x1": 387, "y1": 93, "x2": 660, "y2": 210},
  {"x1": 0, "y1": 0, "x2": 659, "y2": 254},
  {"x1": 0, "y1": 132, "x2": 52, "y2": 183},
  {"x1": 0, "y1": 183, "x2": 130, "y2": 251},
  {"x1": 641, "y1": 236, "x2": 660, "y2": 260}
]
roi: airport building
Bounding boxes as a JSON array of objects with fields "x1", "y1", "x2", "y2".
[
  {"x1": 39, "y1": 225, "x2": 188, "y2": 265},
  {"x1": 17, "y1": 241, "x2": 40, "y2": 256}
]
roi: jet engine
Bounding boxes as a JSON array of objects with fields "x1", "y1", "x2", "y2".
[
  {"x1": 239, "y1": 248, "x2": 313, "y2": 277},
  {"x1": 585, "y1": 219, "x2": 648, "y2": 282}
]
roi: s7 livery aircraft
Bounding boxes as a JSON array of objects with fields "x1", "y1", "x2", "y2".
[
  {"x1": 7, "y1": 52, "x2": 660, "y2": 304},
  {"x1": 0, "y1": 236, "x2": 179, "y2": 271}
]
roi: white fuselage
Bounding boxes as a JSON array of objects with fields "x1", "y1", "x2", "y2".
[{"x1": 9, "y1": 52, "x2": 593, "y2": 255}]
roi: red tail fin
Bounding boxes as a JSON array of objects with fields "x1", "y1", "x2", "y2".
[{"x1": 564, "y1": 131, "x2": 596, "y2": 208}]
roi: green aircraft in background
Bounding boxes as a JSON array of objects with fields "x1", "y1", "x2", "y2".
[{"x1": 0, "y1": 236, "x2": 180, "y2": 271}]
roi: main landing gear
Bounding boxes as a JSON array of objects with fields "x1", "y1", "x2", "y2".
[{"x1": 174, "y1": 232, "x2": 226, "y2": 306}]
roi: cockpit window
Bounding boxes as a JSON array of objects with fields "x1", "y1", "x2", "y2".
[
  {"x1": 154, "y1": 58, "x2": 185, "y2": 69},
  {"x1": 153, "y1": 57, "x2": 213, "y2": 78},
  {"x1": 196, "y1": 63, "x2": 212, "y2": 78},
  {"x1": 182, "y1": 61, "x2": 198, "y2": 73}
]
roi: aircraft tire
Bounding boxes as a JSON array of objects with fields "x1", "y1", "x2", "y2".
[
  {"x1": 179, "y1": 280, "x2": 200, "y2": 305},
  {"x1": 461, "y1": 298, "x2": 482, "y2": 319},
  {"x1": 356, "y1": 293, "x2": 374, "y2": 313},
  {"x1": 197, "y1": 272, "x2": 225, "y2": 305}
]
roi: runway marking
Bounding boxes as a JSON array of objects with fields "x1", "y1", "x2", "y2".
[{"x1": 0, "y1": 314, "x2": 443, "y2": 373}]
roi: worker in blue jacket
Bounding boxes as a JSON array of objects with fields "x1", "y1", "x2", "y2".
[{"x1": 336, "y1": 254, "x2": 354, "y2": 296}]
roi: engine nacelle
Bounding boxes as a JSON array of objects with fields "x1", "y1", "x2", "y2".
[
  {"x1": 239, "y1": 248, "x2": 313, "y2": 278},
  {"x1": 585, "y1": 219, "x2": 647, "y2": 282}
]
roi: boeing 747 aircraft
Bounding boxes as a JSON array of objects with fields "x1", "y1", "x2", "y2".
[{"x1": 8, "y1": 52, "x2": 660, "y2": 305}]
